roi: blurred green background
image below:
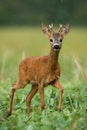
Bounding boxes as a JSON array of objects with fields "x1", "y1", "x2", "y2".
[
  {"x1": 0, "y1": 0, "x2": 87, "y2": 26},
  {"x1": 0, "y1": 1, "x2": 87, "y2": 130}
]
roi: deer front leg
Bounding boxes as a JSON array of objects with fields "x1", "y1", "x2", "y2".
[
  {"x1": 26, "y1": 85, "x2": 38, "y2": 116},
  {"x1": 38, "y1": 83, "x2": 45, "y2": 110},
  {"x1": 53, "y1": 80, "x2": 63, "y2": 110}
]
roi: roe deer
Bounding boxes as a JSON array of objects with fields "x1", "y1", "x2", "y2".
[{"x1": 7, "y1": 24, "x2": 70, "y2": 117}]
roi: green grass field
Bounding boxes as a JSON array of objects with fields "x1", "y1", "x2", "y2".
[{"x1": 0, "y1": 26, "x2": 87, "y2": 130}]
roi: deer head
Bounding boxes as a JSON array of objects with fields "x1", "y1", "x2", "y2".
[{"x1": 42, "y1": 24, "x2": 70, "y2": 51}]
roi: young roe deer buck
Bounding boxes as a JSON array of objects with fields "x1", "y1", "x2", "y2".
[{"x1": 7, "y1": 24, "x2": 70, "y2": 117}]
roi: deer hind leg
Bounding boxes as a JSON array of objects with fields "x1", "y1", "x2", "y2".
[
  {"x1": 7, "y1": 80, "x2": 27, "y2": 117},
  {"x1": 53, "y1": 80, "x2": 63, "y2": 110},
  {"x1": 26, "y1": 84, "x2": 38, "y2": 116}
]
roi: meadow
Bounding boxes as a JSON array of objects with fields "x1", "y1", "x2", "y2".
[{"x1": 0, "y1": 26, "x2": 87, "y2": 130}]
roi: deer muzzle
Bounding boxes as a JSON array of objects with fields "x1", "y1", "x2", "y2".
[{"x1": 53, "y1": 43, "x2": 60, "y2": 51}]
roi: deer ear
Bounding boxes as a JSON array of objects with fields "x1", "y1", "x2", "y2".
[
  {"x1": 42, "y1": 24, "x2": 49, "y2": 34},
  {"x1": 58, "y1": 24, "x2": 70, "y2": 36},
  {"x1": 41, "y1": 24, "x2": 52, "y2": 36},
  {"x1": 63, "y1": 24, "x2": 70, "y2": 35}
]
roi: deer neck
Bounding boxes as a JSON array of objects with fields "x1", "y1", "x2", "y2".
[{"x1": 48, "y1": 47, "x2": 60, "y2": 71}]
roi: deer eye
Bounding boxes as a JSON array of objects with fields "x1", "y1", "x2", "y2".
[
  {"x1": 50, "y1": 39, "x2": 53, "y2": 42},
  {"x1": 60, "y1": 39, "x2": 62, "y2": 42}
]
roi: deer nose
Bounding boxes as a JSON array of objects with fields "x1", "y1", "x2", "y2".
[{"x1": 53, "y1": 44, "x2": 60, "y2": 50}]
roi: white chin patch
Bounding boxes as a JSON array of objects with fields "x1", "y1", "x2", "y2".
[{"x1": 53, "y1": 48, "x2": 59, "y2": 51}]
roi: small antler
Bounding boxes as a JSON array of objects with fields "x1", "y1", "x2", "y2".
[
  {"x1": 49, "y1": 24, "x2": 53, "y2": 29},
  {"x1": 58, "y1": 24, "x2": 63, "y2": 33},
  {"x1": 49, "y1": 24, "x2": 53, "y2": 32},
  {"x1": 58, "y1": 24, "x2": 70, "y2": 36}
]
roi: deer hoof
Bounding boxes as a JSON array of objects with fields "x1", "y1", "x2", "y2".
[
  {"x1": 41, "y1": 104, "x2": 45, "y2": 110},
  {"x1": 6, "y1": 110, "x2": 12, "y2": 117},
  {"x1": 57, "y1": 106, "x2": 62, "y2": 111}
]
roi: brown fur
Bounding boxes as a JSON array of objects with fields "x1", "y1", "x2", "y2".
[{"x1": 7, "y1": 24, "x2": 70, "y2": 117}]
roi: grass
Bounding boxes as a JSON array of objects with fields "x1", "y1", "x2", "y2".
[{"x1": 0, "y1": 26, "x2": 87, "y2": 130}]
